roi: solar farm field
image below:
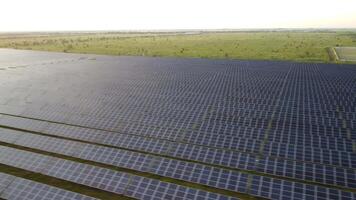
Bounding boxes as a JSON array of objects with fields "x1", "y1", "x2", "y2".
[{"x1": 0, "y1": 49, "x2": 355, "y2": 200}]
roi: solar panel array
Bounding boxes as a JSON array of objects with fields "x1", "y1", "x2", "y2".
[
  {"x1": 0, "y1": 49, "x2": 355, "y2": 200},
  {"x1": 0, "y1": 172, "x2": 96, "y2": 200}
]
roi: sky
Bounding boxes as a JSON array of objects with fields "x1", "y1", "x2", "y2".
[{"x1": 1, "y1": 0, "x2": 356, "y2": 32}]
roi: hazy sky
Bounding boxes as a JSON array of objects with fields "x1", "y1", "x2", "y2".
[{"x1": 1, "y1": 0, "x2": 356, "y2": 31}]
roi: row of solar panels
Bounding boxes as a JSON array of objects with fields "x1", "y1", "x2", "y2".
[
  {"x1": 0, "y1": 173, "x2": 95, "y2": 200},
  {"x1": 3, "y1": 83, "x2": 352, "y2": 106},
  {"x1": 0, "y1": 145, "x2": 237, "y2": 200},
  {"x1": 43, "y1": 118, "x2": 355, "y2": 155},
  {"x1": 1, "y1": 95, "x2": 354, "y2": 134},
  {"x1": 0, "y1": 106, "x2": 354, "y2": 143},
  {"x1": 0, "y1": 136, "x2": 355, "y2": 200},
  {"x1": 0, "y1": 113, "x2": 354, "y2": 172},
  {"x1": 1, "y1": 88, "x2": 354, "y2": 122},
  {"x1": 0, "y1": 117, "x2": 355, "y2": 191},
  {"x1": 1, "y1": 98, "x2": 354, "y2": 140},
  {"x1": 0, "y1": 65, "x2": 353, "y2": 111}
]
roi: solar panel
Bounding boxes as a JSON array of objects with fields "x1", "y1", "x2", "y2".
[
  {"x1": 0, "y1": 128, "x2": 23, "y2": 143},
  {"x1": 0, "y1": 146, "x2": 52, "y2": 173},
  {"x1": 43, "y1": 159, "x2": 130, "y2": 195},
  {"x1": 151, "y1": 157, "x2": 248, "y2": 193},
  {"x1": 124, "y1": 176, "x2": 238, "y2": 200},
  {"x1": 1, "y1": 177, "x2": 97, "y2": 200},
  {"x1": 15, "y1": 133, "x2": 80, "y2": 156},
  {"x1": 0, "y1": 172, "x2": 15, "y2": 193},
  {"x1": 249, "y1": 175, "x2": 356, "y2": 200}
]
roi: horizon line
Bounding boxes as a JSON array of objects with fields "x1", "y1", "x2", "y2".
[{"x1": 1, "y1": 28, "x2": 356, "y2": 33}]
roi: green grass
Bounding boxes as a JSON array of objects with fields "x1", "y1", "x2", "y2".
[
  {"x1": 335, "y1": 47, "x2": 356, "y2": 61},
  {"x1": 1, "y1": 31, "x2": 356, "y2": 63}
]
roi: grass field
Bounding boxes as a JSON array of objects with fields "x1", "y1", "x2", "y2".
[
  {"x1": 335, "y1": 47, "x2": 356, "y2": 61},
  {"x1": 1, "y1": 31, "x2": 356, "y2": 63}
]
